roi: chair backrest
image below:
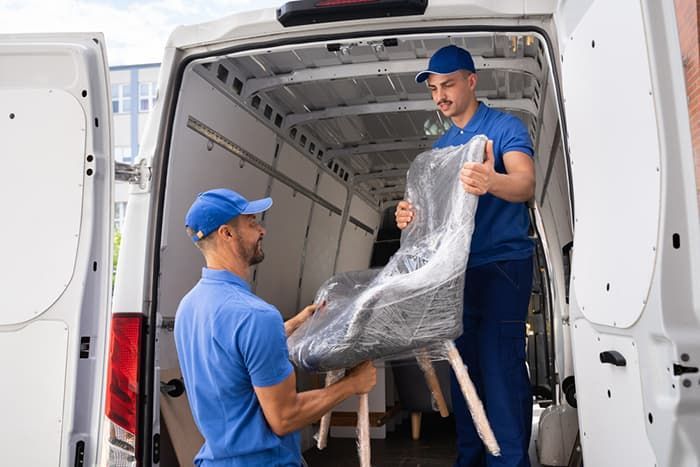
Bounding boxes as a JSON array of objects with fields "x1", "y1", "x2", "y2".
[
  {"x1": 288, "y1": 136, "x2": 486, "y2": 371},
  {"x1": 376, "y1": 135, "x2": 486, "y2": 285}
]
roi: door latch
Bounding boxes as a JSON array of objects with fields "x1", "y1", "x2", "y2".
[{"x1": 673, "y1": 364, "x2": 699, "y2": 376}]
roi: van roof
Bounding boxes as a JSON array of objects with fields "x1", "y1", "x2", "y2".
[{"x1": 165, "y1": 0, "x2": 558, "y2": 51}]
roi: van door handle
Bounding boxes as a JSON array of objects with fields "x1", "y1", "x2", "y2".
[
  {"x1": 160, "y1": 378, "x2": 185, "y2": 397},
  {"x1": 599, "y1": 350, "x2": 626, "y2": 367}
]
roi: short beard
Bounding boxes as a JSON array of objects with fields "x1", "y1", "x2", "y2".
[
  {"x1": 235, "y1": 230, "x2": 265, "y2": 266},
  {"x1": 250, "y1": 239, "x2": 265, "y2": 266}
]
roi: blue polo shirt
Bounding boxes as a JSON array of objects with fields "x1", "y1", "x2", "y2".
[
  {"x1": 434, "y1": 102, "x2": 534, "y2": 268},
  {"x1": 174, "y1": 268, "x2": 300, "y2": 466}
]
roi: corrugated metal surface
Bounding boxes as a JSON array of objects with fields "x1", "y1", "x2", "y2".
[{"x1": 203, "y1": 33, "x2": 545, "y2": 205}]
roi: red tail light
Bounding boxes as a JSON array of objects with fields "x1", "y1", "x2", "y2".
[{"x1": 105, "y1": 313, "x2": 144, "y2": 435}]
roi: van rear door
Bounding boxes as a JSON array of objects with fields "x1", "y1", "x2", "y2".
[
  {"x1": 0, "y1": 34, "x2": 113, "y2": 466},
  {"x1": 555, "y1": 1, "x2": 700, "y2": 465}
]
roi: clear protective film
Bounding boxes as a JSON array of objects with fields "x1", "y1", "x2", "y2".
[{"x1": 288, "y1": 135, "x2": 487, "y2": 372}]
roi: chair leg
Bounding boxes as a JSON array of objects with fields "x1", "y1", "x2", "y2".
[
  {"x1": 415, "y1": 349, "x2": 450, "y2": 417},
  {"x1": 411, "y1": 411, "x2": 422, "y2": 440},
  {"x1": 358, "y1": 393, "x2": 371, "y2": 467},
  {"x1": 317, "y1": 370, "x2": 344, "y2": 450},
  {"x1": 445, "y1": 340, "x2": 501, "y2": 456}
]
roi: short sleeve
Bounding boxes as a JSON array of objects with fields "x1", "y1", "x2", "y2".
[
  {"x1": 225, "y1": 306, "x2": 293, "y2": 388},
  {"x1": 500, "y1": 116, "x2": 534, "y2": 158}
]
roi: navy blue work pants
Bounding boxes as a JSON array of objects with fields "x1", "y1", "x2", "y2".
[{"x1": 451, "y1": 257, "x2": 533, "y2": 467}]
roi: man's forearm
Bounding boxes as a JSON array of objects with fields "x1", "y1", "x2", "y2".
[
  {"x1": 489, "y1": 172, "x2": 535, "y2": 203},
  {"x1": 284, "y1": 316, "x2": 300, "y2": 337},
  {"x1": 273, "y1": 378, "x2": 356, "y2": 435}
]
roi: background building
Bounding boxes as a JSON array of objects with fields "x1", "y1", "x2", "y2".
[{"x1": 110, "y1": 63, "x2": 160, "y2": 231}]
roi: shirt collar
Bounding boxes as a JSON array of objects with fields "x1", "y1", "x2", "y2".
[
  {"x1": 453, "y1": 101, "x2": 487, "y2": 134},
  {"x1": 201, "y1": 267, "x2": 251, "y2": 291}
]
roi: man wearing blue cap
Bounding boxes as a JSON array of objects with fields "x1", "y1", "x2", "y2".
[
  {"x1": 396, "y1": 45, "x2": 535, "y2": 466},
  {"x1": 175, "y1": 188, "x2": 377, "y2": 467}
]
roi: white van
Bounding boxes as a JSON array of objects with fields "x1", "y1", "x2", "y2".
[{"x1": 1, "y1": 0, "x2": 699, "y2": 465}]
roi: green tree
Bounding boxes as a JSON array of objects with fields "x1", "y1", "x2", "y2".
[{"x1": 113, "y1": 230, "x2": 122, "y2": 285}]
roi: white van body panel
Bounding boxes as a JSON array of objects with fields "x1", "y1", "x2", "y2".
[
  {"x1": 0, "y1": 34, "x2": 113, "y2": 466},
  {"x1": 563, "y1": 0, "x2": 660, "y2": 329},
  {"x1": 557, "y1": 0, "x2": 700, "y2": 465},
  {"x1": 1, "y1": 88, "x2": 88, "y2": 325}
]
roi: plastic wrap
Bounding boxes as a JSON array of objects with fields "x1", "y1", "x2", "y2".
[{"x1": 288, "y1": 135, "x2": 487, "y2": 371}]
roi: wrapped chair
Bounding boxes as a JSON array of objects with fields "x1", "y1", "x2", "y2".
[{"x1": 287, "y1": 135, "x2": 500, "y2": 465}]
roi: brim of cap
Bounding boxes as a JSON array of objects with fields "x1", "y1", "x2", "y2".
[
  {"x1": 416, "y1": 69, "x2": 456, "y2": 83},
  {"x1": 242, "y1": 197, "x2": 273, "y2": 214},
  {"x1": 415, "y1": 68, "x2": 475, "y2": 83}
]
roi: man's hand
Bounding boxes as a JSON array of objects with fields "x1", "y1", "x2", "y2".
[
  {"x1": 395, "y1": 200, "x2": 415, "y2": 230},
  {"x1": 284, "y1": 304, "x2": 317, "y2": 337},
  {"x1": 296, "y1": 304, "x2": 316, "y2": 324},
  {"x1": 344, "y1": 361, "x2": 377, "y2": 395},
  {"x1": 460, "y1": 139, "x2": 495, "y2": 196}
]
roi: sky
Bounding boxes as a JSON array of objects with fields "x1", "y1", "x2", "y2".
[{"x1": 0, "y1": 0, "x2": 283, "y2": 65}]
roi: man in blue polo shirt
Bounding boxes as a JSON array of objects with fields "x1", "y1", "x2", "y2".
[
  {"x1": 396, "y1": 45, "x2": 535, "y2": 466},
  {"x1": 175, "y1": 188, "x2": 377, "y2": 466}
]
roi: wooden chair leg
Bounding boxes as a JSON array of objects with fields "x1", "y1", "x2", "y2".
[
  {"x1": 411, "y1": 411, "x2": 422, "y2": 440},
  {"x1": 317, "y1": 370, "x2": 343, "y2": 450},
  {"x1": 358, "y1": 393, "x2": 371, "y2": 467},
  {"x1": 415, "y1": 349, "x2": 450, "y2": 417},
  {"x1": 445, "y1": 340, "x2": 501, "y2": 456},
  {"x1": 316, "y1": 412, "x2": 332, "y2": 450}
]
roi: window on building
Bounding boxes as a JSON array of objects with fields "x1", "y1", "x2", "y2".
[
  {"x1": 111, "y1": 84, "x2": 131, "y2": 114},
  {"x1": 139, "y1": 82, "x2": 157, "y2": 112},
  {"x1": 114, "y1": 146, "x2": 132, "y2": 163}
]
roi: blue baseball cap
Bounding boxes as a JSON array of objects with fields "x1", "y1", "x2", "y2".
[
  {"x1": 185, "y1": 188, "x2": 272, "y2": 242},
  {"x1": 415, "y1": 45, "x2": 476, "y2": 83}
]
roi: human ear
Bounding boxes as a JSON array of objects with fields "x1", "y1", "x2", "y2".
[
  {"x1": 468, "y1": 72, "x2": 478, "y2": 90},
  {"x1": 218, "y1": 225, "x2": 233, "y2": 239}
]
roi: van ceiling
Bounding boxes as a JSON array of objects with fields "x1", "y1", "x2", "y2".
[{"x1": 192, "y1": 33, "x2": 547, "y2": 209}]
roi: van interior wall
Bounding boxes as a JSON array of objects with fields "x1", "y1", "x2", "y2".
[
  {"x1": 531, "y1": 69, "x2": 574, "y2": 381},
  {"x1": 157, "y1": 68, "x2": 380, "y2": 374}
]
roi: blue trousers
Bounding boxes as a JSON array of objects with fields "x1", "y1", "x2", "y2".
[{"x1": 451, "y1": 258, "x2": 533, "y2": 467}]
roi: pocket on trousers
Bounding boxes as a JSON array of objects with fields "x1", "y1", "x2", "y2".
[{"x1": 499, "y1": 321, "x2": 527, "y2": 369}]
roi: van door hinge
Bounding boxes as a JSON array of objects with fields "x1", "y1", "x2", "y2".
[{"x1": 115, "y1": 159, "x2": 150, "y2": 189}]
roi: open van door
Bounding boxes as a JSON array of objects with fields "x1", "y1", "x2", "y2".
[
  {"x1": 0, "y1": 34, "x2": 113, "y2": 466},
  {"x1": 555, "y1": 1, "x2": 700, "y2": 465}
]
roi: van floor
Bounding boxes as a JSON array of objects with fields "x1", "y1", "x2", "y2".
[
  {"x1": 303, "y1": 412, "x2": 457, "y2": 467},
  {"x1": 303, "y1": 406, "x2": 545, "y2": 466}
]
